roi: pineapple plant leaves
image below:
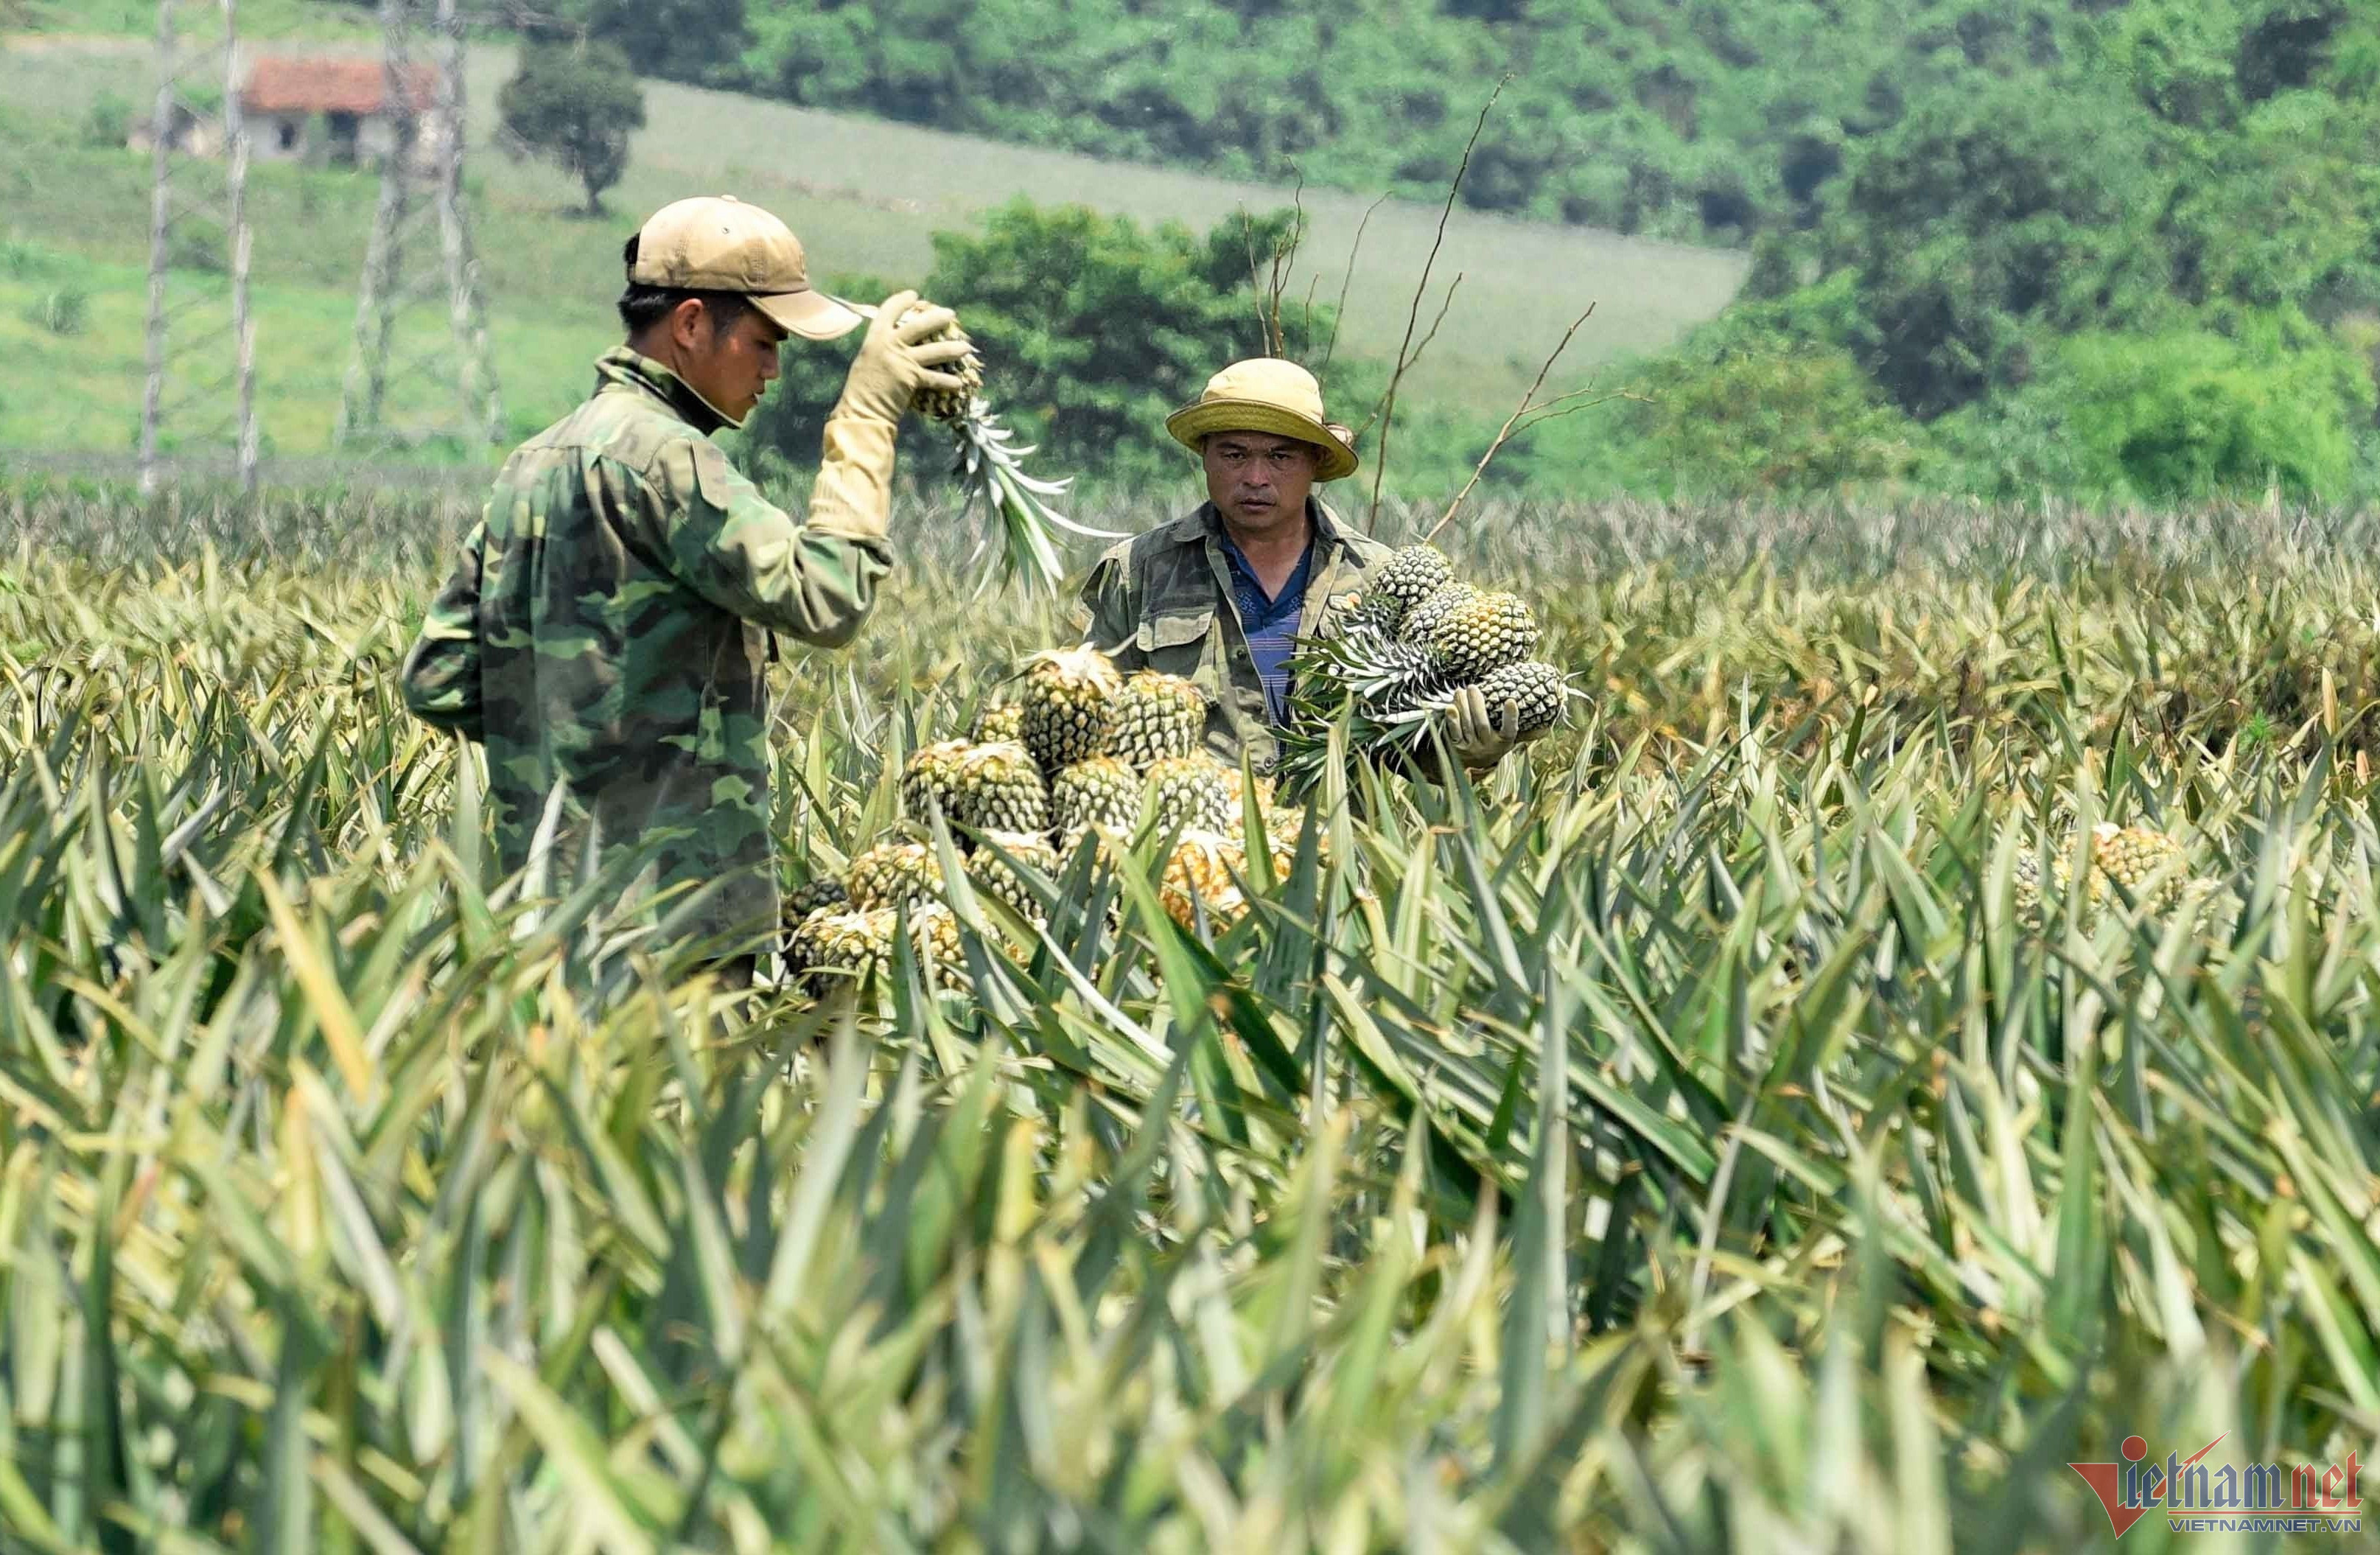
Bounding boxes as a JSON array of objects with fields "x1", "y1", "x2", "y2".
[{"x1": 7, "y1": 487, "x2": 2380, "y2": 1548}]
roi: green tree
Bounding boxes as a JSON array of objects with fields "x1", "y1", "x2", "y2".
[
  {"x1": 498, "y1": 39, "x2": 647, "y2": 217},
  {"x1": 1822, "y1": 79, "x2": 2167, "y2": 419},
  {"x1": 1939, "y1": 322, "x2": 2373, "y2": 502},
  {"x1": 1512, "y1": 318, "x2": 1922, "y2": 498},
  {"x1": 2157, "y1": 88, "x2": 2380, "y2": 315},
  {"x1": 2058, "y1": 325, "x2": 2370, "y2": 501},
  {"x1": 1628, "y1": 338, "x2": 1922, "y2": 495},
  {"x1": 572, "y1": 0, "x2": 749, "y2": 84}
]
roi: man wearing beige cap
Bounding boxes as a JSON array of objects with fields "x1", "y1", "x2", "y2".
[
  {"x1": 402, "y1": 195, "x2": 969, "y2": 979},
  {"x1": 1079, "y1": 357, "x2": 1535, "y2": 775}
]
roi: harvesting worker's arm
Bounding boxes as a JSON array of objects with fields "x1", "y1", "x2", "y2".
[
  {"x1": 1078, "y1": 357, "x2": 1543, "y2": 777},
  {"x1": 397, "y1": 195, "x2": 967, "y2": 974},
  {"x1": 401, "y1": 517, "x2": 489, "y2": 741},
  {"x1": 615, "y1": 261, "x2": 967, "y2": 645}
]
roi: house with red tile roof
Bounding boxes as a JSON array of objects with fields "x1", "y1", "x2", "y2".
[{"x1": 241, "y1": 56, "x2": 446, "y2": 172}]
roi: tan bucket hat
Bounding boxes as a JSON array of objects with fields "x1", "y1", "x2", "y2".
[
  {"x1": 629, "y1": 195, "x2": 865, "y2": 342},
  {"x1": 1165, "y1": 357, "x2": 1359, "y2": 482}
]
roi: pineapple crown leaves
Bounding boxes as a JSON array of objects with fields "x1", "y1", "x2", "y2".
[
  {"x1": 945, "y1": 401, "x2": 1125, "y2": 599},
  {"x1": 1023, "y1": 645, "x2": 1124, "y2": 693},
  {"x1": 1120, "y1": 668, "x2": 1208, "y2": 714},
  {"x1": 1291, "y1": 623, "x2": 1460, "y2": 712}
]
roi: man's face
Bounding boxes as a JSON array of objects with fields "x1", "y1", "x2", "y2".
[
  {"x1": 671, "y1": 300, "x2": 788, "y2": 424},
  {"x1": 1203, "y1": 431, "x2": 1320, "y2": 536}
]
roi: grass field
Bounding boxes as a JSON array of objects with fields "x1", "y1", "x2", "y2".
[
  {"x1": 1, "y1": 478, "x2": 2375, "y2": 1548},
  {"x1": 0, "y1": 29, "x2": 1743, "y2": 469}
]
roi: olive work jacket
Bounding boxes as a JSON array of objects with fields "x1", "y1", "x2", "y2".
[
  {"x1": 1077, "y1": 500, "x2": 1393, "y2": 772},
  {"x1": 400, "y1": 348, "x2": 893, "y2": 950}
]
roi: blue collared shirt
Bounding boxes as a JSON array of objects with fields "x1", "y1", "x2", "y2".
[{"x1": 1217, "y1": 531, "x2": 1316, "y2": 723}]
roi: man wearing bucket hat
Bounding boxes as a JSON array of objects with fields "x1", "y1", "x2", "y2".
[
  {"x1": 1079, "y1": 357, "x2": 1534, "y2": 774},
  {"x1": 401, "y1": 195, "x2": 970, "y2": 980}
]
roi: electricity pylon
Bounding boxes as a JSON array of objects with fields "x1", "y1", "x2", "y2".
[
  {"x1": 335, "y1": 0, "x2": 503, "y2": 452},
  {"x1": 139, "y1": 0, "x2": 259, "y2": 493}
]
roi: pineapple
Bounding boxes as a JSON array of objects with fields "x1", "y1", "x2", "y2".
[
  {"x1": 952, "y1": 741, "x2": 1051, "y2": 836},
  {"x1": 1259, "y1": 804, "x2": 1315, "y2": 852},
  {"x1": 1425, "y1": 591, "x2": 1540, "y2": 683},
  {"x1": 2087, "y1": 823, "x2": 2186, "y2": 909},
  {"x1": 1224, "y1": 823, "x2": 1299, "y2": 884},
  {"x1": 909, "y1": 904, "x2": 966, "y2": 990},
  {"x1": 900, "y1": 305, "x2": 986, "y2": 423},
  {"x1": 1272, "y1": 624, "x2": 1463, "y2": 795},
  {"x1": 1398, "y1": 582, "x2": 1481, "y2": 647},
  {"x1": 1052, "y1": 755, "x2": 1142, "y2": 837},
  {"x1": 844, "y1": 840, "x2": 942, "y2": 912},
  {"x1": 1054, "y1": 820, "x2": 1128, "y2": 875},
  {"x1": 1111, "y1": 671, "x2": 1207, "y2": 770},
  {"x1": 900, "y1": 739, "x2": 975, "y2": 825},
  {"x1": 1316, "y1": 625, "x2": 1462, "y2": 717},
  {"x1": 790, "y1": 904, "x2": 964, "y2": 993},
  {"x1": 836, "y1": 296, "x2": 1118, "y2": 598},
  {"x1": 1020, "y1": 647, "x2": 1123, "y2": 771},
  {"x1": 969, "y1": 830, "x2": 1060, "y2": 920},
  {"x1": 1354, "y1": 545, "x2": 1455, "y2": 635},
  {"x1": 970, "y1": 699, "x2": 1025, "y2": 745},
  {"x1": 2010, "y1": 823, "x2": 2193, "y2": 927},
  {"x1": 1161, "y1": 830, "x2": 1249, "y2": 931},
  {"x1": 1471, "y1": 660, "x2": 1569, "y2": 738},
  {"x1": 783, "y1": 876, "x2": 850, "y2": 921},
  {"x1": 789, "y1": 906, "x2": 895, "y2": 988},
  {"x1": 1147, "y1": 752, "x2": 1239, "y2": 836},
  {"x1": 2012, "y1": 850, "x2": 2045, "y2": 924}
]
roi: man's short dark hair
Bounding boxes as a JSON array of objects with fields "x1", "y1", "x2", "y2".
[{"x1": 617, "y1": 234, "x2": 755, "y2": 335}]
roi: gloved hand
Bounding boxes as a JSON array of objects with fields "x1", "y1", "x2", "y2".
[
  {"x1": 1443, "y1": 685, "x2": 1546, "y2": 772},
  {"x1": 832, "y1": 289, "x2": 976, "y2": 425},
  {"x1": 809, "y1": 290, "x2": 973, "y2": 541}
]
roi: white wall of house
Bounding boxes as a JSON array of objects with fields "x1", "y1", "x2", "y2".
[
  {"x1": 238, "y1": 111, "x2": 441, "y2": 173},
  {"x1": 126, "y1": 113, "x2": 224, "y2": 159}
]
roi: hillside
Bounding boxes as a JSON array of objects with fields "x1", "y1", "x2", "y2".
[{"x1": 0, "y1": 29, "x2": 1743, "y2": 471}]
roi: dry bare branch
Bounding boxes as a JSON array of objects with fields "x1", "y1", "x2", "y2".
[
  {"x1": 1424, "y1": 303, "x2": 1614, "y2": 545},
  {"x1": 1367, "y1": 74, "x2": 1509, "y2": 534},
  {"x1": 1271, "y1": 172, "x2": 1307, "y2": 357},
  {"x1": 1237, "y1": 206, "x2": 1276, "y2": 357},
  {"x1": 1354, "y1": 273, "x2": 1463, "y2": 441},
  {"x1": 1320, "y1": 194, "x2": 1389, "y2": 376}
]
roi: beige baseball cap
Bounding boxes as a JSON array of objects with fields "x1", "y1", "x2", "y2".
[{"x1": 628, "y1": 195, "x2": 865, "y2": 342}]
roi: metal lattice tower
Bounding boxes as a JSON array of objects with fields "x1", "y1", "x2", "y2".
[
  {"x1": 139, "y1": 0, "x2": 259, "y2": 494},
  {"x1": 336, "y1": 0, "x2": 503, "y2": 452}
]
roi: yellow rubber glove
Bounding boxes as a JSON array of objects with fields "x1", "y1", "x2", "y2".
[
  {"x1": 808, "y1": 290, "x2": 975, "y2": 542},
  {"x1": 831, "y1": 289, "x2": 975, "y2": 425},
  {"x1": 805, "y1": 415, "x2": 900, "y2": 544}
]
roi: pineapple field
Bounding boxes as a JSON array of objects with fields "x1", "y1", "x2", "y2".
[{"x1": 3, "y1": 478, "x2": 2379, "y2": 1552}]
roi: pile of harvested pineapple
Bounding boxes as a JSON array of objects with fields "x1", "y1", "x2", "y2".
[{"x1": 787, "y1": 646, "x2": 1305, "y2": 990}]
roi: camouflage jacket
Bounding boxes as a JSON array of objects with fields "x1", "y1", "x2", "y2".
[
  {"x1": 1079, "y1": 500, "x2": 1392, "y2": 771},
  {"x1": 400, "y1": 348, "x2": 892, "y2": 951}
]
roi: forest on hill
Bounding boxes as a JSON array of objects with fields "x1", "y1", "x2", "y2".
[
  {"x1": 502, "y1": 0, "x2": 2380, "y2": 503},
  {"x1": 541, "y1": 1, "x2": 2370, "y2": 245}
]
